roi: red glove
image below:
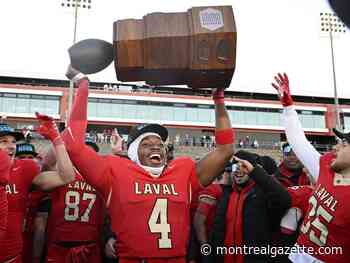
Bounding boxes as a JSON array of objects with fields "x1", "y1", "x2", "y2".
[
  {"x1": 35, "y1": 112, "x2": 62, "y2": 145},
  {"x1": 271, "y1": 73, "x2": 294, "y2": 107},
  {"x1": 212, "y1": 88, "x2": 225, "y2": 104}
]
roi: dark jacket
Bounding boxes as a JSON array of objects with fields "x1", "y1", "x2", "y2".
[{"x1": 207, "y1": 165, "x2": 291, "y2": 263}]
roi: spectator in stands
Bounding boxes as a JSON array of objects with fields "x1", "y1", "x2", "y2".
[
  {"x1": 275, "y1": 142, "x2": 311, "y2": 187},
  {"x1": 253, "y1": 138, "x2": 259, "y2": 149},
  {"x1": 166, "y1": 143, "x2": 175, "y2": 162},
  {"x1": 175, "y1": 134, "x2": 180, "y2": 146},
  {"x1": 244, "y1": 135, "x2": 250, "y2": 148},
  {"x1": 205, "y1": 135, "x2": 211, "y2": 149},
  {"x1": 207, "y1": 150, "x2": 291, "y2": 263},
  {"x1": 200, "y1": 136, "x2": 205, "y2": 147},
  {"x1": 185, "y1": 133, "x2": 190, "y2": 146},
  {"x1": 239, "y1": 139, "x2": 244, "y2": 148},
  {"x1": 97, "y1": 132, "x2": 104, "y2": 144},
  {"x1": 192, "y1": 136, "x2": 196, "y2": 147}
]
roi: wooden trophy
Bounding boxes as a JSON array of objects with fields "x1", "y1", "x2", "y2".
[{"x1": 113, "y1": 6, "x2": 237, "y2": 89}]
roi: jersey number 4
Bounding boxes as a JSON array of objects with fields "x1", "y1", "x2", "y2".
[
  {"x1": 148, "y1": 198, "x2": 172, "y2": 249},
  {"x1": 64, "y1": 190, "x2": 96, "y2": 222},
  {"x1": 300, "y1": 195, "x2": 333, "y2": 246}
]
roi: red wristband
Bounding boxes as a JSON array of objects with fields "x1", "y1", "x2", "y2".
[{"x1": 215, "y1": 128, "x2": 235, "y2": 145}]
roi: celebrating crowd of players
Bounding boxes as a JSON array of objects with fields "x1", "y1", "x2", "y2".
[{"x1": 0, "y1": 68, "x2": 349, "y2": 263}]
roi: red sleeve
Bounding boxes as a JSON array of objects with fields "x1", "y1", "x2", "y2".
[
  {"x1": 0, "y1": 150, "x2": 11, "y2": 185},
  {"x1": 197, "y1": 202, "x2": 213, "y2": 216},
  {"x1": 188, "y1": 159, "x2": 203, "y2": 198},
  {"x1": 197, "y1": 184, "x2": 222, "y2": 216},
  {"x1": 61, "y1": 78, "x2": 115, "y2": 199},
  {"x1": 0, "y1": 186, "x2": 8, "y2": 238},
  {"x1": 67, "y1": 78, "x2": 89, "y2": 149},
  {"x1": 287, "y1": 185, "x2": 313, "y2": 214},
  {"x1": 20, "y1": 159, "x2": 41, "y2": 187},
  {"x1": 198, "y1": 184, "x2": 223, "y2": 201}
]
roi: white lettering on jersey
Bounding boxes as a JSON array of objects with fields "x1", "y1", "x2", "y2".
[
  {"x1": 134, "y1": 182, "x2": 179, "y2": 196},
  {"x1": 5, "y1": 184, "x2": 19, "y2": 194},
  {"x1": 68, "y1": 181, "x2": 96, "y2": 192},
  {"x1": 314, "y1": 185, "x2": 338, "y2": 212}
]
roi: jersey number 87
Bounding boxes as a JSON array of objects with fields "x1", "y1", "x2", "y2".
[{"x1": 64, "y1": 190, "x2": 96, "y2": 222}]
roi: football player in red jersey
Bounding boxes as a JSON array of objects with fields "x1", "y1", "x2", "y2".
[
  {"x1": 62, "y1": 65, "x2": 235, "y2": 263},
  {"x1": 45, "y1": 139, "x2": 105, "y2": 263},
  {"x1": 280, "y1": 185, "x2": 314, "y2": 249},
  {"x1": 14, "y1": 143, "x2": 49, "y2": 263},
  {"x1": 193, "y1": 162, "x2": 234, "y2": 245},
  {"x1": 272, "y1": 73, "x2": 350, "y2": 263},
  {"x1": 0, "y1": 115, "x2": 75, "y2": 263},
  {"x1": 191, "y1": 168, "x2": 230, "y2": 263},
  {"x1": 0, "y1": 147, "x2": 11, "y2": 241}
]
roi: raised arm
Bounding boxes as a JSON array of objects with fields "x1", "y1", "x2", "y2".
[
  {"x1": 62, "y1": 66, "x2": 112, "y2": 195},
  {"x1": 196, "y1": 89, "x2": 235, "y2": 186},
  {"x1": 32, "y1": 113, "x2": 75, "y2": 191},
  {"x1": 272, "y1": 73, "x2": 321, "y2": 180}
]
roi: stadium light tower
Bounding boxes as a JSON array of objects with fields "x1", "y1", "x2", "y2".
[
  {"x1": 67, "y1": 0, "x2": 80, "y2": 123},
  {"x1": 320, "y1": 12, "x2": 346, "y2": 130}
]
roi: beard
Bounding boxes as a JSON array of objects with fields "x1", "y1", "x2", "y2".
[{"x1": 331, "y1": 159, "x2": 343, "y2": 173}]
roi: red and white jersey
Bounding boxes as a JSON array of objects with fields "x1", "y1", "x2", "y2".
[
  {"x1": 47, "y1": 173, "x2": 105, "y2": 243},
  {"x1": 295, "y1": 153, "x2": 350, "y2": 263},
  {"x1": 281, "y1": 186, "x2": 313, "y2": 234},
  {"x1": 196, "y1": 184, "x2": 223, "y2": 235},
  {"x1": 287, "y1": 185, "x2": 314, "y2": 215},
  {"x1": 0, "y1": 159, "x2": 40, "y2": 262},
  {"x1": 89, "y1": 156, "x2": 201, "y2": 259}
]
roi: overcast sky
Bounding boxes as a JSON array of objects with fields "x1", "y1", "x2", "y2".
[{"x1": 0, "y1": 0, "x2": 349, "y2": 98}]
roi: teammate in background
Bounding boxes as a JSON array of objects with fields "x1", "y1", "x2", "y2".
[
  {"x1": 193, "y1": 161, "x2": 233, "y2": 245},
  {"x1": 272, "y1": 73, "x2": 350, "y2": 262},
  {"x1": 0, "y1": 114, "x2": 75, "y2": 263},
  {"x1": 63, "y1": 65, "x2": 234, "y2": 263},
  {"x1": 275, "y1": 142, "x2": 311, "y2": 187},
  {"x1": 0, "y1": 139, "x2": 11, "y2": 241},
  {"x1": 277, "y1": 185, "x2": 314, "y2": 263},
  {"x1": 191, "y1": 162, "x2": 233, "y2": 263},
  {"x1": 45, "y1": 139, "x2": 105, "y2": 263},
  {"x1": 14, "y1": 143, "x2": 49, "y2": 263}
]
